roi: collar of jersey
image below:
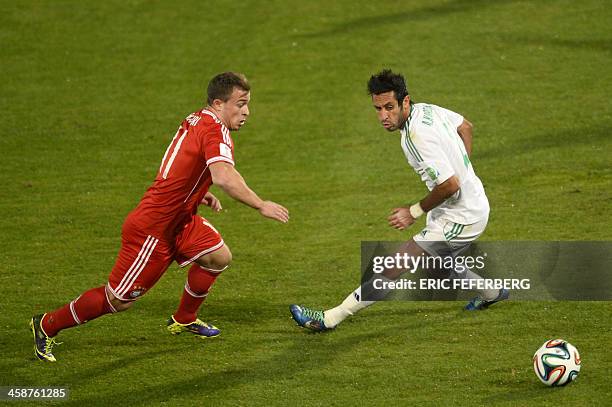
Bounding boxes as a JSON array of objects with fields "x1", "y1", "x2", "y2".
[{"x1": 201, "y1": 108, "x2": 221, "y2": 123}]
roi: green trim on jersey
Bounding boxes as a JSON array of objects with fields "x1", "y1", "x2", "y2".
[
  {"x1": 405, "y1": 104, "x2": 414, "y2": 129},
  {"x1": 444, "y1": 223, "x2": 465, "y2": 241},
  {"x1": 403, "y1": 105, "x2": 424, "y2": 162},
  {"x1": 404, "y1": 133, "x2": 423, "y2": 162},
  {"x1": 442, "y1": 121, "x2": 471, "y2": 169}
]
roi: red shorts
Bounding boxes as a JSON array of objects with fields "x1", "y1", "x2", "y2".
[{"x1": 107, "y1": 215, "x2": 224, "y2": 301}]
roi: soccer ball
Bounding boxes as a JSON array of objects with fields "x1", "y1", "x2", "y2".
[{"x1": 533, "y1": 339, "x2": 581, "y2": 386}]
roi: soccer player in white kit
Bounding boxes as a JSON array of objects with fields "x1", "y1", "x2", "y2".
[{"x1": 290, "y1": 69, "x2": 508, "y2": 331}]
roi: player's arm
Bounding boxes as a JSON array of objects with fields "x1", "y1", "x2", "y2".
[
  {"x1": 419, "y1": 176, "x2": 460, "y2": 211},
  {"x1": 457, "y1": 119, "x2": 473, "y2": 157},
  {"x1": 389, "y1": 124, "x2": 460, "y2": 230},
  {"x1": 388, "y1": 176, "x2": 460, "y2": 231},
  {"x1": 201, "y1": 192, "x2": 222, "y2": 212},
  {"x1": 209, "y1": 162, "x2": 289, "y2": 223}
]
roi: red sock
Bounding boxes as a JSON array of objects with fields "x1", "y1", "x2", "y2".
[
  {"x1": 42, "y1": 286, "x2": 117, "y2": 337},
  {"x1": 173, "y1": 265, "x2": 220, "y2": 324}
]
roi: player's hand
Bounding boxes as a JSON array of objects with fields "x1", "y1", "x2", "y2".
[
  {"x1": 388, "y1": 207, "x2": 415, "y2": 230},
  {"x1": 201, "y1": 192, "x2": 222, "y2": 212},
  {"x1": 259, "y1": 201, "x2": 289, "y2": 223}
]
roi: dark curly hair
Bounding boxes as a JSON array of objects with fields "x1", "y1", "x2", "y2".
[{"x1": 367, "y1": 69, "x2": 409, "y2": 105}]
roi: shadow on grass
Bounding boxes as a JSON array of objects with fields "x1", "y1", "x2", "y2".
[
  {"x1": 50, "y1": 347, "x2": 186, "y2": 387},
  {"x1": 58, "y1": 308, "x2": 420, "y2": 405},
  {"x1": 366, "y1": 301, "x2": 463, "y2": 315},
  {"x1": 146, "y1": 297, "x2": 282, "y2": 331},
  {"x1": 477, "y1": 124, "x2": 612, "y2": 161},
  {"x1": 480, "y1": 381, "x2": 560, "y2": 404},
  {"x1": 497, "y1": 33, "x2": 612, "y2": 53},
  {"x1": 296, "y1": 0, "x2": 515, "y2": 38},
  {"x1": 57, "y1": 299, "x2": 523, "y2": 405}
]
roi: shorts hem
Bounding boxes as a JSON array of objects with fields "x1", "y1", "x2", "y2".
[
  {"x1": 106, "y1": 283, "x2": 138, "y2": 302},
  {"x1": 178, "y1": 239, "x2": 225, "y2": 268}
]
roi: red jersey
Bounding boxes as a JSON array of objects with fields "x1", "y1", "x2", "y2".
[{"x1": 128, "y1": 109, "x2": 235, "y2": 241}]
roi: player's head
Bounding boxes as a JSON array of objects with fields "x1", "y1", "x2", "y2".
[
  {"x1": 207, "y1": 72, "x2": 251, "y2": 131},
  {"x1": 367, "y1": 69, "x2": 410, "y2": 132}
]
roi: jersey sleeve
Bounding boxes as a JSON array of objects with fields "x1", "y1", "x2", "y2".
[
  {"x1": 437, "y1": 106, "x2": 464, "y2": 128},
  {"x1": 411, "y1": 126, "x2": 455, "y2": 186},
  {"x1": 201, "y1": 124, "x2": 235, "y2": 166}
]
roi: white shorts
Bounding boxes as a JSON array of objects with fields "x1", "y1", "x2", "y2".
[{"x1": 413, "y1": 212, "x2": 488, "y2": 258}]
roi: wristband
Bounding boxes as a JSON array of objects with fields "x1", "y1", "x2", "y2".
[{"x1": 409, "y1": 203, "x2": 424, "y2": 219}]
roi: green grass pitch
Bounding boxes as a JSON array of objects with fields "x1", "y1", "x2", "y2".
[{"x1": 1, "y1": 1, "x2": 611, "y2": 405}]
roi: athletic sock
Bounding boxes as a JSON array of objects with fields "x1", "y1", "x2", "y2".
[
  {"x1": 324, "y1": 287, "x2": 375, "y2": 328},
  {"x1": 41, "y1": 286, "x2": 117, "y2": 337},
  {"x1": 463, "y1": 269, "x2": 499, "y2": 300},
  {"x1": 173, "y1": 264, "x2": 220, "y2": 324}
]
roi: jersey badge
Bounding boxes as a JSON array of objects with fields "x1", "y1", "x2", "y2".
[
  {"x1": 425, "y1": 167, "x2": 439, "y2": 181},
  {"x1": 129, "y1": 286, "x2": 147, "y2": 298}
]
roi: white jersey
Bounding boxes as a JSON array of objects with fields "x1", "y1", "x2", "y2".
[{"x1": 400, "y1": 103, "x2": 489, "y2": 224}]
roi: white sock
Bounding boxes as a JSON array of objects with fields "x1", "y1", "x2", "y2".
[
  {"x1": 463, "y1": 269, "x2": 499, "y2": 300},
  {"x1": 324, "y1": 287, "x2": 375, "y2": 328}
]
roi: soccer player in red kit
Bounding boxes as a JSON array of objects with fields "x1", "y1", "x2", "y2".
[{"x1": 31, "y1": 72, "x2": 289, "y2": 362}]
